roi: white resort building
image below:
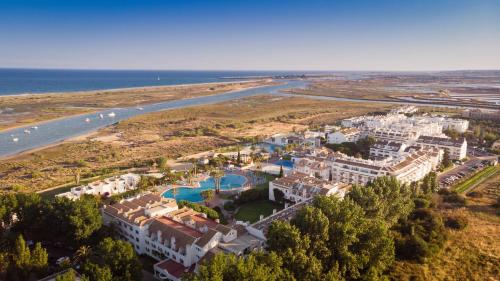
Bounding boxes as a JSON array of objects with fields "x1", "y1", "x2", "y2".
[
  {"x1": 369, "y1": 140, "x2": 407, "y2": 159},
  {"x1": 416, "y1": 136, "x2": 467, "y2": 160},
  {"x1": 293, "y1": 147, "x2": 441, "y2": 185},
  {"x1": 269, "y1": 172, "x2": 350, "y2": 203},
  {"x1": 57, "y1": 173, "x2": 141, "y2": 200},
  {"x1": 327, "y1": 128, "x2": 361, "y2": 144},
  {"x1": 102, "y1": 193, "x2": 260, "y2": 281}
]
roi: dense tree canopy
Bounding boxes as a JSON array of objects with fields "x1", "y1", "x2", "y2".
[
  {"x1": 347, "y1": 176, "x2": 414, "y2": 226},
  {"x1": 81, "y1": 238, "x2": 142, "y2": 281},
  {"x1": 186, "y1": 252, "x2": 292, "y2": 281}
]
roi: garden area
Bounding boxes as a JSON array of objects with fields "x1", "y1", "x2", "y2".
[{"x1": 234, "y1": 200, "x2": 283, "y2": 223}]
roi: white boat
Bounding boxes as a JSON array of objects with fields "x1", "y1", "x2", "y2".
[
  {"x1": 12, "y1": 138, "x2": 19, "y2": 142},
  {"x1": 137, "y1": 107, "x2": 144, "y2": 111},
  {"x1": 31, "y1": 126, "x2": 38, "y2": 130},
  {"x1": 99, "y1": 114, "x2": 104, "y2": 119},
  {"x1": 24, "y1": 129, "x2": 31, "y2": 134},
  {"x1": 157, "y1": 76, "x2": 160, "y2": 81},
  {"x1": 108, "y1": 112, "x2": 116, "y2": 117},
  {"x1": 85, "y1": 118, "x2": 91, "y2": 123}
]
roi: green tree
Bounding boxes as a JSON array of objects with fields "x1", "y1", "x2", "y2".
[
  {"x1": 347, "y1": 176, "x2": 414, "y2": 226},
  {"x1": 236, "y1": 146, "x2": 241, "y2": 165},
  {"x1": 55, "y1": 269, "x2": 78, "y2": 281},
  {"x1": 30, "y1": 242, "x2": 48, "y2": 275},
  {"x1": 421, "y1": 172, "x2": 438, "y2": 194},
  {"x1": 311, "y1": 196, "x2": 395, "y2": 280},
  {"x1": 13, "y1": 235, "x2": 31, "y2": 271},
  {"x1": 267, "y1": 221, "x2": 309, "y2": 254},
  {"x1": 82, "y1": 262, "x2": 113, "y2": 281},
  {"x1": 442, "y1": 149, "x2": 452, "y2": 168},
  {"x1": 201, "y1": 190, "x2": 215, "y2": 202},
  {"x1": 156, "y1": 157, "x2": 168, "y2": 171},
  {"x1": 278, "y1": 164, "x2": 284, "y2": 178},
  {"x1": 186, "y1": 251, "x2": 291, "y2": 281},
  {"x1": 96, "y1": 238, "x2": 142, "y2": 281}
]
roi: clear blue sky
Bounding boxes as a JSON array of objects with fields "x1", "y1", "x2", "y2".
[{"x1": 1, "y1": 0, "x2": 499, "y2": 70}]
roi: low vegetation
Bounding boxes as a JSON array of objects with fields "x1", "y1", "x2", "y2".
[{"x1": 1, "y1": 97, "x2": 389, "y2": 193}]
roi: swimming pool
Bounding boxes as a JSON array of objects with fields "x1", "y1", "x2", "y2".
[
  {"x1": 163, "y1": 174, "x2": 247, "y2": 202},
  {"x1": 274, "y1": 159, "x2": 294, "y2": 168}
]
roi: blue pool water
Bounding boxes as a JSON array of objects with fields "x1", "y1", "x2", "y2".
[
  {"x1": 163, "y1": 174, "x2": 246, "y2": 202},
  {"x1": 274, "y1": 159, "x2": 294, "y2": 168}
]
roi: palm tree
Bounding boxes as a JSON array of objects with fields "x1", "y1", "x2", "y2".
[
  {"x1": 170, "y1": 187, "x2": 178, "y2": 200},
  {"x1": 73, "y1": 245, "x2": 91, "y2": 265},
  {"x1": 210, "y1": 168, "x2": 224, "y2": 193},
  {"x1": 185, "y1": 171, "x2": 193, "y2": 185}
]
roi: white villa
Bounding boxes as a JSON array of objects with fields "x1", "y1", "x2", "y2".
[{"x1": 57, "y1": 173, "x2": 141, "y2": 200}]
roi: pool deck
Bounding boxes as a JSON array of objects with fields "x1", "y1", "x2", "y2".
[{"x1": 159, "y1": 169, "x2": 253, "y2": 198}]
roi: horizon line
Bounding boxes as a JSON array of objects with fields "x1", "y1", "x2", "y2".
[{"x1": 1, "y1": 67, "x2": 500, "y2": 73}]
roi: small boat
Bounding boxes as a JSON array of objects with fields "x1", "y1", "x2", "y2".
[
  {"x1": 12, "y1": 138, "x2": 19, "y2": 142},
  {"x1": 99, "y1": 114, "x2": 104, "y2": 119},
  {"x1": 137, "y1": 107, "x2": 144, "y2": 111},
  {"x1": 24, "y1": 129, "x2": 31, "y2": 134},
  {"x1": 85, "y1": 118, "x2": 91, "y2": 123},
  {"x1": 157, "y1": 76, "x2": 160, "y2": 81},
  {"x1": 108, "y1": 112, "x2": 116, "y2": 117},
  {"x1": 31, "y1": 126, "x2": 38, "y2": 130}
]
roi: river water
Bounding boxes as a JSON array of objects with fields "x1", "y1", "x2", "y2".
[{"x1": 0, "y1": 81, "x2": 306, "y2": 157}]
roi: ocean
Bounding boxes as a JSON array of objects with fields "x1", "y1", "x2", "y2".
[{"x1": 0, "y1": 68, "x2": 310, "y2": 96}]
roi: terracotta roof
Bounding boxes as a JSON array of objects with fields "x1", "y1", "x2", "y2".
[
  {"x1": 215, "y1": 224, "x2": 233, "y2": 235},
  {"x1": 154, "y1": 259, "x2": 195, "y2": 279},
  {"x1": 148, "y1": 217, "x2": 202, "y2": 250},
  {"x1": 195, "y1": 228, "x2": 219, "y2": 247}
]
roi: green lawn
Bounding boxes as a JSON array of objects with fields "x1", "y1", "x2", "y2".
[
  {"x1": 454, "y1": 165, "x2": 498, "y2": 193},
  {"x1": 234, "y1": 200, "x2": 283, "y2": 223}
]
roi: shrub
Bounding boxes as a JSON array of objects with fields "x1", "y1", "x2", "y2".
[
  {"x1": 178, "y1": 201, "x2": 219, "y2": 220},
  {"x1": 466, "y1": 191, "x2": 482, "y2": 198},
  {"x1": 442, "y1": 192, "x2": 467, "y2": 207},
  {"x1": 445, "y1": 215, "x2": 468, "y2": 230},
  {"x1": 234, "y1": 189, "x2": 268, "y2": 205},
  {"x1": 413, "y1": 197, "x2": 431, "y2": 209},
  {"x1": 223, "y1": 201, "x2": 236, "y2": 211}
]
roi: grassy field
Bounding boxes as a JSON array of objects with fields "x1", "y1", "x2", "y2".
[
  {"x1": 390, "y1": 171, "x2": 500, "y2": 281},
  {"x1": 234, "y1": 200, "x2": 283, "y2": 223},
  {"x1": 454, "y1": 165, "x2": 498, "y2": 193},
  {"x1": 0, "y1": 96, "x2": 390, "y2": 193},
  {"x1": 0, "y1": 80, "x2": 274, "y2": 131}
]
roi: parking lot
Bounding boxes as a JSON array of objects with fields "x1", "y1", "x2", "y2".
[{"x1": 438, "y1": 158, "x2": 491, "y2": 188}]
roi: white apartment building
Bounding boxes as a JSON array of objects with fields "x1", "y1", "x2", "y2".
[
  {"x1": 416, "y1": 136, "x2": 467, "y2": 160},
  {"x1": 293, "y1": 148, "x2": 441, "y2": 186},
  {"x1": 431, "y1": 117, "x2": 469, "y2": 133},
  {"x1": 367, "y1": 128, "x2": 420, "y2": 143},
  {"x1": 57, "y1": 173, "x2": 141, "y2": 200},
  {"x1": 102, "y1": 194, "x2": 239, "y2": 281},
  {"x1": 269, "y1": 172, "x2": 349, "y2": 203},
  {"x1": 369, "y1": 140, "x2": 407, "y2": 159},
  {"x1": 327, "y1": 128, "x2": 361, "y2": 144}
]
